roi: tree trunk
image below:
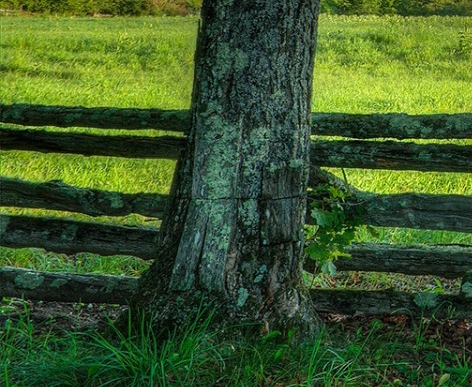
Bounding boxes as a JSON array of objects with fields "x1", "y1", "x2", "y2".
[{"x1": 124, "y1": 0, "x2": 321, "y2": 338}]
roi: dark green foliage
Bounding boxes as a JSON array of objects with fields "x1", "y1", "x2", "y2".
[
  {"x1": 1, "y1": 0, "x2": 471, "y2": 16},
  {"x1": 0, "y1": 0, "x2": 203, "y2": 16},
  {"x1": 321, "y1": 0, "x2": 472, "y2": 15}
]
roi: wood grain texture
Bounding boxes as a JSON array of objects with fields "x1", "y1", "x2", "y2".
[
  {"x1": 304, "y1": 243, "x2": 472, "y2": 278},
  {"x1": 0, "y1": 104, "x2": 189, "y2": 132},
  {"x1": 0, "y1": 128, "x2": 184, "y2": 159},
  {"x1": 307, "y1": 192, "x2": 472, "y2": 233},
  {"x1": 0, "y1": 215, "x2": 159, "y2": 259},
  {"x1": 311, "y1": 113, "x2": 472, "y2": 139},
  {"x1": 0, "y1": 267, "x2": 137, "y2": 304},
  {"x1": 0, "y1": 177, "x2": 168, "y2": 218},
  {"x1": 311, "y1": 140, "x2": 472, "y2": 172},
  {"x1": 310, "y1": 288, "x2": 472, "y2": 318}
]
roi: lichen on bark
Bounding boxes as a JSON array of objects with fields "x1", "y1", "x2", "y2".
[{"x1": 120, "y1": 0, "x2": 322, "y2": 340}]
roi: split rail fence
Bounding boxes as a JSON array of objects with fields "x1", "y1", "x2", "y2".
[{"x1": 1, "y1": 103, "x2": 471, "y2": 318}]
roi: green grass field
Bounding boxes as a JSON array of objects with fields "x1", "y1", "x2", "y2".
[
  {"x1": 1, "y1": 14, "x2": 471, "y2": 273},
  {"x1": 1, "y1": 14, "x2": 471, "y2": 387}
]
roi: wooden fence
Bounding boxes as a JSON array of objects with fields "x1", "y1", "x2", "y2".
[{"x1": 1, "y1": 103, "x2": 471, "y2": 318}]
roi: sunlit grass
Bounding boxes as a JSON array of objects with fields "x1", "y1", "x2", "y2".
[
  {"x1": 0, "y1": 150, "x2": 176, "y2": 192},
  {"x1": 1, "y1": 14, "x2": 471, "y2": 272}
]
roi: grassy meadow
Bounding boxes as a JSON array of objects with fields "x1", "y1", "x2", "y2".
[
  {"x1": 1, "y1": 14, "x2": 472, "y2": 387},
  {"x1": 1, "y1": 14, "x2": 471, "y2": 273}
]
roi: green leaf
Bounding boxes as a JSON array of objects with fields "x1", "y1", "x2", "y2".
[
  {"x1": 328, "y1": 186, "x2": 345, "y2": 199},
  {"x1": 311, "y1": 209, "x2": 336, "y2": 228},
  {"x1": 306, "y1": 244, "x2": 328, "y2": 259},
  {"x1": 321, "y1": 261, "x2": 337, "y2": 277},
  {"x1": 331, "y1": 233, "x2": 351, "y2": 246},
  {"x1": 342, "y1": 229, "x2": 356, "y2": 242},
  {"x1": 306, "y1": 181, "x2": 364, "y2": 271}
]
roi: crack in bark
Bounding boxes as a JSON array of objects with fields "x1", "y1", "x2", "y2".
[{"x1": 193, "y1": 220, "x2": 208, "y2": 291}]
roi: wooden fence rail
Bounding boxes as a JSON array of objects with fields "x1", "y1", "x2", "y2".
[
  {"x1": 0, "y1": 129, "x2": 184, "y2": 160},
  {"x1": 0, "y1": 214, "x2": 159, "y2": 260},
  {"x1": 1, "y1": 103, "x2": 471, "y2": 318},
  {"x1": 0, "y1": 104, "x2": 189, "y2": 132},
  {"x1": 1, "y1": 266, "x2": 471, "y2": 318},
  {"x1": 325, "y1": 192, "x2": 472, "y2": 233},
  {"x1": 2, "y1": 104, "x2": 472, "y2": 139},
  {"x1": 0, "y1": 177, "x2": 168, "y2": 218},
  {"x1": 0, "y1": 267, "x2": 137, "y2": 304},
  {"x1": 2, "y1": 260, "x2": 472, "y2": 321},
  {"x1": 3, "y1": 177, "x2": 471, "y2": 232},
  {"x1": 2, "y1": 127, "x2": 471, "y2": 172}
]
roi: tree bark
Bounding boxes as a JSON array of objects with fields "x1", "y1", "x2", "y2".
[{"x1": 124, "y1": 0, "x2": 322, "y2": 338}]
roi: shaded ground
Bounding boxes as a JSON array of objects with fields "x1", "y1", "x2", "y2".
[
  {"x1": 1, "y1": 299, "x2": 470, "y2": 352},
  {"x1": 1, "y1": 298, "x2": 471, "y2": 386},
  {"x1": 324, "y1": 313, "x2": 472, "y2": 358},
  {"x1": 0, "y1": 299, "x2": 127, "y2": 335}
]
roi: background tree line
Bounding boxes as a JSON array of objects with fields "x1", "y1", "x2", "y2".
[
  {"x1": 1, "y1": 0, "x2": 471, "y2": 16},
  {"x1": 0, "y1": 0, "x2": 202, "y2": 16},
  {"x1": 322, "y1": 0, "x2": 472, "y2": 16}
]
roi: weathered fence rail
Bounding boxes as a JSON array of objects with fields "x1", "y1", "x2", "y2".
[
  {"x1": 0, "y1": 177, "x2": 168, "y2": 218},
  {"x1": 0, "y1": 267, "x2": 137, "y2": 304},
  {"x1": 343, "y1": 192, "x2": 472, "y2": 233},
  {"x1": 3, "y1": 127, "x2": 471, "y2": 172},
  {"x1": 1, "y1": 103, "x2": 471, "y2": 318},
  {"x1": 3, "y1": 178, "x2": 471, "y2": 232},
  {"x1": 2, "y1": 266, "x2": 470, "y2": 318},
  {"x1": 0, "y1": 129, "x2": 184, "y2": 160},
  {"x1": 2, "y1": 104, "x2": 472, "y2": 139},
  {"x1": 0, "y1": 214, "x2": 160, "y2": 260},
  {"x1": 0, "y1": 104, "x2": 189, "y2": 132}
]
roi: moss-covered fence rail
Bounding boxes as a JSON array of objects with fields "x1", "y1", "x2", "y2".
[{"x1": 1, "y1": 103, "x2": 471, "y2": 318}]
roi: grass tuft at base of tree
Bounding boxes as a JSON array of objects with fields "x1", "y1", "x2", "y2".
[{"x1": 0, "y1": 299, "x2": 470, "y2": 386}]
